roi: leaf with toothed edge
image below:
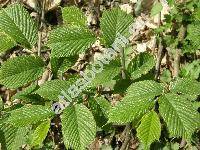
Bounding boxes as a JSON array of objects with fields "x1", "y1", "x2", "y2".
[
  {"x1": 137, "y1": 111, "x2": 161, "y2": 150},
  {"x1": 0, "y1": 32, "x2": 16, "y2": 54},
  {"x1": 127, "y1": 52, "x2": 155, "y2": 80},
  {"x1": 35, "y1": 78, "x2": 77, "y2": 100},
  {"x1": 6, "y1": 105, "x2": 54, "y2": 127},
  {"x1": 48, "y1": 26, "x2": 96, "y2": 58},
  {"x1": 100, "y1": 8, "x2": 133, "y2": 46},
  {"x1": 170, "y1": 78, "x2": 200, "y2": 96},
  {"x1": 61, "y1": 104, "x2": 96, "y2": 150},
  {"x1": 62, "y1": 6, "x2": 87, "y2": 27},
  {"x1": 109, "y1": 80, "x2": 164, "y2": 124},
  {"x1": 31, "y1": 119, "x2": 51, "y2": 147},
  {"x1": 0, "y1": 123, "x2": 30, "y2": 150},
  {"x1": 159, "y1": 93, "x2": 199, "y2": 139},
  {"x1": 0, "y1": 3, "x2": 37, "y2": 48},
  {"x1": 0, "y1": 56, "x2": 45, "y2": 89}
]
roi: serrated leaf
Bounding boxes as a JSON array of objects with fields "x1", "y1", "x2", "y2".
[
  {"x1": 50, "y1": 56, "x2": 77, "y2": 77},
  {"x1": 170, "y1": 78, "x2": 200, "y2": 96},
  {"x1": 159, "y1": 93, "x2": 199, "y2": 139},
  {"x1": 0, "y1": 56, "x2": 45, "y2": 89},
  {"x1": 62, "y1": 6, "x2": 87, "y2": 27},
  {"x1": 6, "y1": 105, "x2": 54, "y2": 127},
  {"x1": 89, "y1": 59, "x2": 121, "y2": 87},
  {"x1": 35, "y1": 78, "x2": 77, "y2": 100},
  {"x1": 0, "y1": 3, "x2": 37, "y2": 48},
  {"x1": 151, "y1": 2, "x2": 163, "y2": 17},
  {"x1": 186, "y1": 22, "x2": 200, "y2": 51},
  {"x1": 100, "y1": 8, "x2": 133, "y2": 46},
  {"x1": 127, "y1": 53, "x2": 155, "y2": 80},
  {"x1": 0, "y1": 123, "x2": 29, "y2": 150},
  {"x1": 109, "y1": 80, "x2": 164, "y2": 124},
  {"x1": 137, "y1": 111, "x2": 161, "y2": 149},
  {"x1": 61, "y1": 104, "x2": 96, "y2": 150},
  {"x1": 48, "y1": 26, "x2": 96, "y2": 58},
  {"x1": 180, "y1": 60, "x2": 200, "y2": 80},
  {"x1": 12, "y1": 84, "x2": 41, "y2": 102},
  {"x1": 0, "y1": 32, "x2": 16, "y2": 54},
  {"x1": 31, "y1": 119, "x2": 50, "y2": 147},
  {"x1": 160, "y1": 69, "x2": 172, "y2": 83},
  {"x1": 89, "y1": 97, "x2": 111, "y2": 127}
]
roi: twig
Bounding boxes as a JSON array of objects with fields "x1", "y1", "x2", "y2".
[
  {"x1": 155, "y1": 38, "x2": 164, "y2": 80},
  {"x1": 120, "y1": 48, "x2": 126, "y2": 79},
  {"x1": 120, "y1": 124, "x2": 132, "y2": 150},
  {"x1": 154, "y1": 11, "x2": 164, "y2": 80},
  {"x1": 174, "y1": 24, "x2": 187, "y2": 78},
  {"x1": 174, "y1": 48, "x2": 181, "y2": 78},
  {"x1": 37, "y1": 0, "x2": 46, "y2": 57}
]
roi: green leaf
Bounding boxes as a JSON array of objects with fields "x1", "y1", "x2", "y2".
[
  {"x1": 89, "y1": 96, "x2": 111, "y2": 127},
  {"x1": 61, "y1": 104, "x2": 96, "y2": 150},
  {"x1": 0, "y1": 32, "x2": 16, "y2": 54},
  {"x1": 0, "y1": 123, "x2": 29, "y2": 150},
  {"x1": 151, "y1": 2, "x2": 163, "y2": 17},
  {"x1": 35, "y1": 78, "x2": 77, "y2": 100},
  {"x1": 6, "y1": 105, "x2": 54, "y2": 127},
  {"x1": 160, "y1": 69, "x2": 172, "y2": 83},
  {"x1": 50, "y1": 56, "x2": 77, "y2": 77},
  {"x1": 127, "y1": 53, "x2": 155, "y2": 80},
  {"x1": 100, "y1": 8, "x2": 133, "y2": 46},
  {"x1": 137, "y1": 111, "x2": 161, "y2": 149},
  {"x1": 31, "y1": 119, "x2": 50, "y2": 147},
  {"x1": 48, "y1": 26, "x2": 96, "y2": 58},
  {"x1": 12, "y1": 84, "x2": 41, "y2": 102},
  {"x1": 0, "y1": 3, "x2": 37, "y2": 48},
  {"x1": 170, "y1": 78, "x2": 200, "y2": 96},
  {"x1": 180, "y1": 60, "x2": 200, "y2": 80},
  {"x1": 186, "y1": 22, "x2": 200, "y2": 51},
  {"x1": 90, "y1": 59, "x2": 121, "y2": 87},
  {"x1": 159, "y1": 93, "x2": 199, "y2": 139},
  {"x1": 0, "y1": 56, "x2": 45, "y2": 89},
  {"x1": 62, "y1": 6, "x2": 87, "y2": 27},
  {"x1": 109, "y1": 80, "x2": 164, "y2": 124}
]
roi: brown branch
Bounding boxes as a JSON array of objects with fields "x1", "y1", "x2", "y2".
[
  {"x1": 120, "y1": 124, "x2": 132, "y2": 150},
  {"x1": 155, "y1": 11, "x2": 164, "y2": 80},
  {"x1": 155, "y1": 38, "x2": 164, "y2": 80},
  {"x1": 174, "y1": 24, "x2": 187, "y2": 78},
  {"x1": 37, "y1": 0, "x2": 46, "y2": 57}
]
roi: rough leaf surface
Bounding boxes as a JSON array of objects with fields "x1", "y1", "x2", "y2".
[
  {"x1": 62, "y1": 6, "x2": 87, "y2": 27},
  {"x1": 0, "y1": 123, "x2": 29, "y2": 150},
  {"x1": 35, "y1": 78, "x2": 77, "y2": 100},
  {"x1": 127, "y1": 52, "x2": 155, "y2": 80},
  {"x1": 48, "y1": 26, "x2": 96, "y2": 57},
  {"x1": 61, "y1": 104, "x2": 96, "y2": 150},
  {"x1": 6, "y1": 105, "x2": 54, "y2": 127},
  {"x1": 0, "y1": 56, "x2": 45, "y2": 89},
  {"x1": 159, "y1": 93, "x2": 199, "y2": 139},
  {"x1": 137, "y1": 111, "x2": 161, "y2": 149},
  {"x1": 0, "y1": 32, "x2": 16, "y2": 54},
  {"x1": 31, "y1": 120, "x2": 51, "y2": 146},
  {"x1": 109, "y1": 80, "x2": 164, "y2": 124},
  {"x1": 100, "y1": 8, "x2": 133, "y2": 46},
  {"x1": 0, "y1": 3, "x2": 37, "y2": 48},
  {"x1": 170, "y1": 78, "x2": 200, "y2": 96}
]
